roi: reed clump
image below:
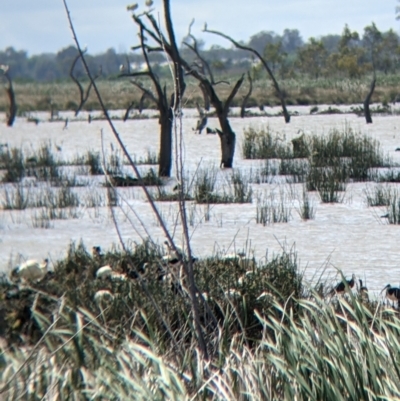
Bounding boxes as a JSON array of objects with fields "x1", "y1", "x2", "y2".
[{"x1": 1, "y1": 240, "x2": 399, "y2": 399}]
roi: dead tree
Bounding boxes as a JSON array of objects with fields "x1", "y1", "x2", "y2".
[
  {"x1": 182, "y1": 29, "x2": 243, "y2": 167},
  {"x1": 240, "y1": 71, "x2": 253, "y2": 118},
  {"x1": 70, "y1": 51, "x2": 101, "y2": 116},
  {"x1": 364, "y1": 74, "x2": 376, "y2": 124},
  {"x1": 0, "y1": 65, "x2": 17, "y2": 126},
  {"x1": 203, "y1": 26, "x2": 291, "y2": 123},
  {"x1": 122, "y1": 8, "x2": 186, "y2": 177}
]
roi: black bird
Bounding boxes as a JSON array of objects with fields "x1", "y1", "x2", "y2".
[
  {"x1": 382, "y1": 284, "x2": 400, "y2": 306},
  {"x1": 359, "y1": 279, "x2": 368, "y2": 301},
  {"x1": 330, "y1": 274, "x2": 356, "y2": 295},
  {"x1": 92, "y1": 246, "x2": 104, "y2": 259}
]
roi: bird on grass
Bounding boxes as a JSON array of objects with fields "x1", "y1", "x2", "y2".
[
  {"x1": 92, "y1": 246, "x2": 104, "y2": 259},
  {"x1": 163, "y1": 240, "x2": 198, "y2": 264},
  {"x1": 96, "y1": 265, "x2": 113, "y2": 279},
  {"x1": 381, "y1": 284, "x2": 400, "y2": 306},
  {"x1": 359, "y1": 279, "x2": 369, "y2": 301},
  {"x1": 11, "y1": 259, "x2": 49, "y2": 282},
  {"x1": 330, "y1": 273, "x2": 356, "y2": 295}
]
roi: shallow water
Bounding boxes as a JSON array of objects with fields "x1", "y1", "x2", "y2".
[{"x1": 1, "y1": 105, "x2": 400, "y2": 295}]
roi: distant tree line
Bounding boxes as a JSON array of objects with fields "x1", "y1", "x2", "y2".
[{"x1": 0, "y1": 22, "x2": 399, "y2": 82}]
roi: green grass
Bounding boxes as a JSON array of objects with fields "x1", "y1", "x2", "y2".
[
  {"x1": 243, "y1": 125, "x2": 390, "y2": 186},
  {"x1": 256, "y1": 189, "x2": 292, "y2": 225},
  {"x1": 297, "y1": 186, "x2": 316, "y2": 220},
  {"x1": 193, "y1": 168, "x2": 252, "y2": 204},
  {"x1": 242, "y1": 126, "x2": 292, "y2": 159},
  {"x1": 364, "y1": 184, "x2": 395, "y2": 207}
]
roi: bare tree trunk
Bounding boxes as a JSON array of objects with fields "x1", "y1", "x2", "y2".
[
  {"x1": 216, "y1": 114, "x2": 235, "y2": 168},
  {"x1": 240, "y1": 72, "x2": 253, "y2": 118},
  {"x1": 3, "y1": 73, "x2": 17, "y2": 127},
  {"x1": 6, "y1": 82, "x2": 17, "y2": 127},
  {"x1": 364, "y1": 75, "x2": 376, "y2": 124},
  {"x1": 158, "y1": 110, "x2": 173, "y2": 176}
]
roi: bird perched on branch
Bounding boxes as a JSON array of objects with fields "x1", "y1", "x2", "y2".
[
  {"x1": 11, "y1": 259, "x2": 49, "y2": 282},
  {"x1": 330, "y1": 273, "x2": 356, "y2": 295}
]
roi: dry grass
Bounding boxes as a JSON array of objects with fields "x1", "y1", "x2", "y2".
[{"x1": 2, "y1": 74, "x2": 400, "y2": 113}]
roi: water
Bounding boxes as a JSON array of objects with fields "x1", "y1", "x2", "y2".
[{"x1": 1, "y1": 105, "x2": 400, "y2": 295}]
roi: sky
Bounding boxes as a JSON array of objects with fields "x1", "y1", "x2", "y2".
[{"x1": 0, "y1": 0, "x2": 398, "y2": 55}]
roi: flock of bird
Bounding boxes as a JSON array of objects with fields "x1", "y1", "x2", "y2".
[
  {"x1": 329, "y1": 273, "x2": 400, "y2": 306},
  {"x1": 8, "y1": 249, "x2": 400, "y2": 307}
]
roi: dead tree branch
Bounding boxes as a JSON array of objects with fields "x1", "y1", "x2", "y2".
[
  {"x1": 203, "y1": 26, "x2": 291, "y2": 123},
  {"x1": 70, "y1": 52, "x2": 101, "y2": 116}
]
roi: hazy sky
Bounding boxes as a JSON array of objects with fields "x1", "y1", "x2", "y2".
[{"x1": 0, "y1": 0, "x2": 398, "y2": 55}]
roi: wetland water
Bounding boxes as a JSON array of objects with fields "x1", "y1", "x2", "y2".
[{"x1": 1, "y1": 105, "x2": 400, "y2": 295}]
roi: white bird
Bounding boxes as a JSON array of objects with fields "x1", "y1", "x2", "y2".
[
  {"x1": 257, "y1": 291, "x2": 275, "y2": 301},
  {"x1": 164, "y1": 240, "x2": 184, "y2": 257},
  {"x1": 163, "y1": 240, "x2": 185, "y2": 264},
  {"x1": 110, "y1": 272, "x2": 127, "y2": 281},
  {"x1": 94, "y1": 290, "x2": 114, "y2": 303},
  {"x1": 222, "y1": 252, "x2": 254, "y2": 269},
  {"x1": 238, "y1": 270, "x2": 256, "y2": 285},
  {"x1": 126, "y1": 3, "x2": 139, "y2": 11},
  {"x1": 11, "y1": 259, "x2": 48, "y2": 282},
  {"x1": 0, "y1": 64, "x2": 9, "y2": 73},
  {"x1": 222, "y1": 252, "x2": 244, "y2": 261},
  {"x1": 96, "y1": 265, "x2": 113, "y2": 279},
  {"x1": 119, "y1": 64, "x2": 125, "y2": 72},
  {"x1": 224, "y1": 289, "x2": 241, "y2": 298}
]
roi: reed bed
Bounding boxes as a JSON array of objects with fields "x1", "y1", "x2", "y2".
[{"x1": 0, "y1": 240, "x2": 399, "y2": 400}]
